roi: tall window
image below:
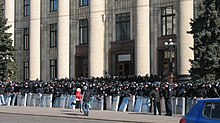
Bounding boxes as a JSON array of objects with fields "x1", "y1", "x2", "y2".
[
  {"x1": 50, "y1": 0, "x2": 58, "y2": 12},
  {"x1": 50, "y1": 59, "x2": 57, "y2": 79},
  {"x1": 23, "y1": 61, "x2": 29, "y2": 80},
  {"x1": 161, "y1": 6, "x2": 176, "y2": 36},
  {"x1": 79, "y1": 0, "x2": 89, "y2": 7},
  {"x1": 50, "y1": 23, "x2": 57, "y2": 47},
  {"x1": 24, "y1": 0, "x2": 30, "y2": 16},
  {"x1": 79, "y1": 19, "x2": 88, "y2": 44},
  {"x1": 0, "y1": 3, "x2": 5, "y2": 16},
  {"x1": 24, "y1": 28, "x2": 29, "y2": 50},
  {"x1": 116, "y1": 13, "x2": 130, "y2": 41}
]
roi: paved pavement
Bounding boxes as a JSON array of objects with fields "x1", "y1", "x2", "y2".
[{"x1": 0, "y1": 106, "x2": 182, "y2": 123}]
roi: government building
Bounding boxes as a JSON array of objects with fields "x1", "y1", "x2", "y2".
[{"x1": 0, "y1": 0, "x2": 201, "y2": 81}]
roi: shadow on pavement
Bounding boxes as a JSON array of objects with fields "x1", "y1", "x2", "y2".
[
  {"x1": 59, "y1": 110, "x2": 74, "y2": 112},
  {"x1": 62, "y1": 112, "x2": 84, "y2": 116},
  {"x1": 59, "y1": 110, "x2": 84, "y2": 116}
]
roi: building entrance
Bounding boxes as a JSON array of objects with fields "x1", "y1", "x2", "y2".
[{"x1": 117, "y1": 62, "x2": 130, "y2": 76}]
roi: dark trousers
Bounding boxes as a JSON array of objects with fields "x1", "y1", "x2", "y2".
[
  {"x1": 82, "y1": 102, "x2": 90, "y2": 116},
  {"x1": 76, "y1": 101, "x2": 82, "y2": 111},
  {"x1": 153, "y1": 100, "x2": 161, "y2": 115},
  {"x1": 165, "y1": 98, "x2": 172, "y2": 116}
]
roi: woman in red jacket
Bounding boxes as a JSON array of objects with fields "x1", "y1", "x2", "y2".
[{"x1": 75, "y1": 88, "x2": 83, "y2": 112}]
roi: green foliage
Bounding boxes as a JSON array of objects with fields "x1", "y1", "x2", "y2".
[
  {"x1": 188, "y1": 0, "x2": 220, "y2": 83},
  {"x1": 0, "y1": 10, "x2": 16, "y2": 81}
]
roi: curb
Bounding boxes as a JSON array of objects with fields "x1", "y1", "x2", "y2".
[{"x1": 0, "y1": 111, "x2": 150, "y2": 123}]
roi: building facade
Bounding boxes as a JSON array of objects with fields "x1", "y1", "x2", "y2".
[{"x1": 0, "y1": 0, "x2": 201, "y2": 81}]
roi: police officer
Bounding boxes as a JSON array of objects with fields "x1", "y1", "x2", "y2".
[
  {"x1": 149, "y1": 85, "x2": 161, "y2": 115},
  {"x1": 162, "y1": 82, "x2": 172, "y2": 116}
]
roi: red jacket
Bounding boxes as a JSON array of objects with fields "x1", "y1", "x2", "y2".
[{"x1": 76, "y1": 91, "x2": 82, "y2": 101}]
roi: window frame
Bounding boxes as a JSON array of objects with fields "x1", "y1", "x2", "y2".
[
  {"x1": 161, "y1": 6, "x2": 176, "y2": 36},
  {"x1": 50, "y1": 59, "x2": 57, "y2": 80},
  {"x1": 24, "y1": 0, "x2": 30, "y2": 17},
  {"x1": 79, "y1": 19, "x2": 88, "y2": 44},
  {"x1": 79, "y1": 0, "x2": 89, "y2": 7},
  {"x1": 50, "y1": 0, "x2": 58, "y2": 12},
  {"x1": 116, "y1": 12, "x2": 131, "y2": 41},
  {"x1": 23, "y1": 27, "x2": 29, "y2": 50},
  {"x1": 50, "y1": 23, "x2": 57, "y2": 48},
  {"x1": 23, "y1": 61, "x2": 29, "y2": 80}
]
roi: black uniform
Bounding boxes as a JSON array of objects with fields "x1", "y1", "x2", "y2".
[
  {"x1": 162, "y1": 83, "x2": 172, "y2": 116},
  {"x1": 149, "y1": 86, "x2": 161, "y2": 115}
]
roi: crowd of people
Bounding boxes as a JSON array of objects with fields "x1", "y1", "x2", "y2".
[
  {"x1": 0, "y1": 74, "x2": 220, "y2": 116},
  {"x1": 0, "y1": 75, "x2": 219, "y2": 98}
]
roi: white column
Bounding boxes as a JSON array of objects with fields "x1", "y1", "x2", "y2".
[
  {"x1": 30, "y1": 0, "x2": 41, "y2": 80},
  {"x1": 5, "y1": 0, "x2": 15, "y2": 46},
  {"x1": 135, "y1": 0, "x2": 150, "y2": 76},
  {"x1": 89, "y1": 0, "x2": 105, "y2": 77},
  {"x1": 177, "y1": 0, "x2": 194, "y2": 77},
  {"x1": 58, "y1": 0, "x2": 70, "y2": 78}
]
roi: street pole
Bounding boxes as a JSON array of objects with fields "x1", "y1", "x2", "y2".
[
  {"x1": 169, "y1": 48, "x2": 173, "y2": 73},
  {"x1": 165, "y1": 39, "x2": 176, "y2": 74}
]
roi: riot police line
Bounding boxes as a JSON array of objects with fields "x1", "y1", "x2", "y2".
[{"x1": 0, "y1": 75, "x2": 220, "y2": 115}]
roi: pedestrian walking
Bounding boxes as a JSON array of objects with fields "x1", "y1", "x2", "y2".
[
  {"x1": 75, "y1": 88, "x2": 83, "y2": 112},
  {"x1": 82, "y1": 86, "x2": 92, "y2": 116}
]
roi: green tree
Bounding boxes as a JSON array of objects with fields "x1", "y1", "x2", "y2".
[
  {"x1": 0, "y1": 11, "x2": 16, "y2": 81},
  {"x1": 188, "y1": 0, "x2": 220, "y2": 83}
]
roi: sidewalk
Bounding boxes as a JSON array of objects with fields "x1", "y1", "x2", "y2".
[{"x1": 0, "y1": 106, "x2": 182, "y2": 123}]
